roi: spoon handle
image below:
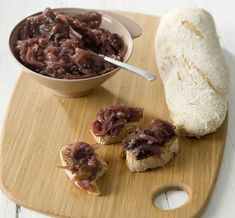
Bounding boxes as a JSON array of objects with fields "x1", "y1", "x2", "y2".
[{"x1": 104, "y1": 56, "x2": 156, "y2": 81}]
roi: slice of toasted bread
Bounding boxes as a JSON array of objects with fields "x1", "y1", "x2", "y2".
[
  {"x1": 91, "y1": 122, "x2": 137, "y2": 145},
  {"x1": 126, "y1": 139, "x2": 178, "y2": 172},
  {"x1": 60, "y1": 146, "x2": 107, "y2": 196}
]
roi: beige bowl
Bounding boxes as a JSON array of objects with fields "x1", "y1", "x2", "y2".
[{"x1": 9, "y1": 8, "x2": 141, "y2": 97}]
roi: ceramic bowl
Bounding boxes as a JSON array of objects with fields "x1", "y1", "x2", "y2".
[{"x1": 9, "y1": 8, "x2": 142, "y2": 97}]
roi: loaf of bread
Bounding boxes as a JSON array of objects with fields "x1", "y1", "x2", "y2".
[{"x1": 155, "y1": 8, "x2": 229, "y2": 137}]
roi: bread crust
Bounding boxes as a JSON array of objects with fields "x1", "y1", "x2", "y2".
[
  {"x1": 126, "y1": 139, "x2": 178, "y2": 172},
  {"x1": 155, "y1": 8, "x2": 229, "y2": 137},
  {"x1": 91, "y1": 122, "x2": 137, "y2": 145},
  {"x1": 60, "y1": 146, "x2": 107, "y2": 196}
]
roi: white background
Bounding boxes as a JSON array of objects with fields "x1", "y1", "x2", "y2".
[{"x1": 0, "y1": 0, "x2": 235, "y2": 217}]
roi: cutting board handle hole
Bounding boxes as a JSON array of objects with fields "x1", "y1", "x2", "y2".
[{"x1": 153, "y1": 185, "x2": 189, "y2": 210}]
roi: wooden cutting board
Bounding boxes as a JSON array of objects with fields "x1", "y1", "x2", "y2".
[{"x1": 0, "y1": 12, "x2": 227, "y2": 218}]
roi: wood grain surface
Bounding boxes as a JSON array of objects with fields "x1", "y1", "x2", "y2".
[{"x1": 0, "y1": 13, "x2": 227, "y2": 218}]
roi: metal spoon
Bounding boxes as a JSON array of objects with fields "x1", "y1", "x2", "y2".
[{"x1": 103, "y1": 56, "x2": 156, "y2": 81}]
